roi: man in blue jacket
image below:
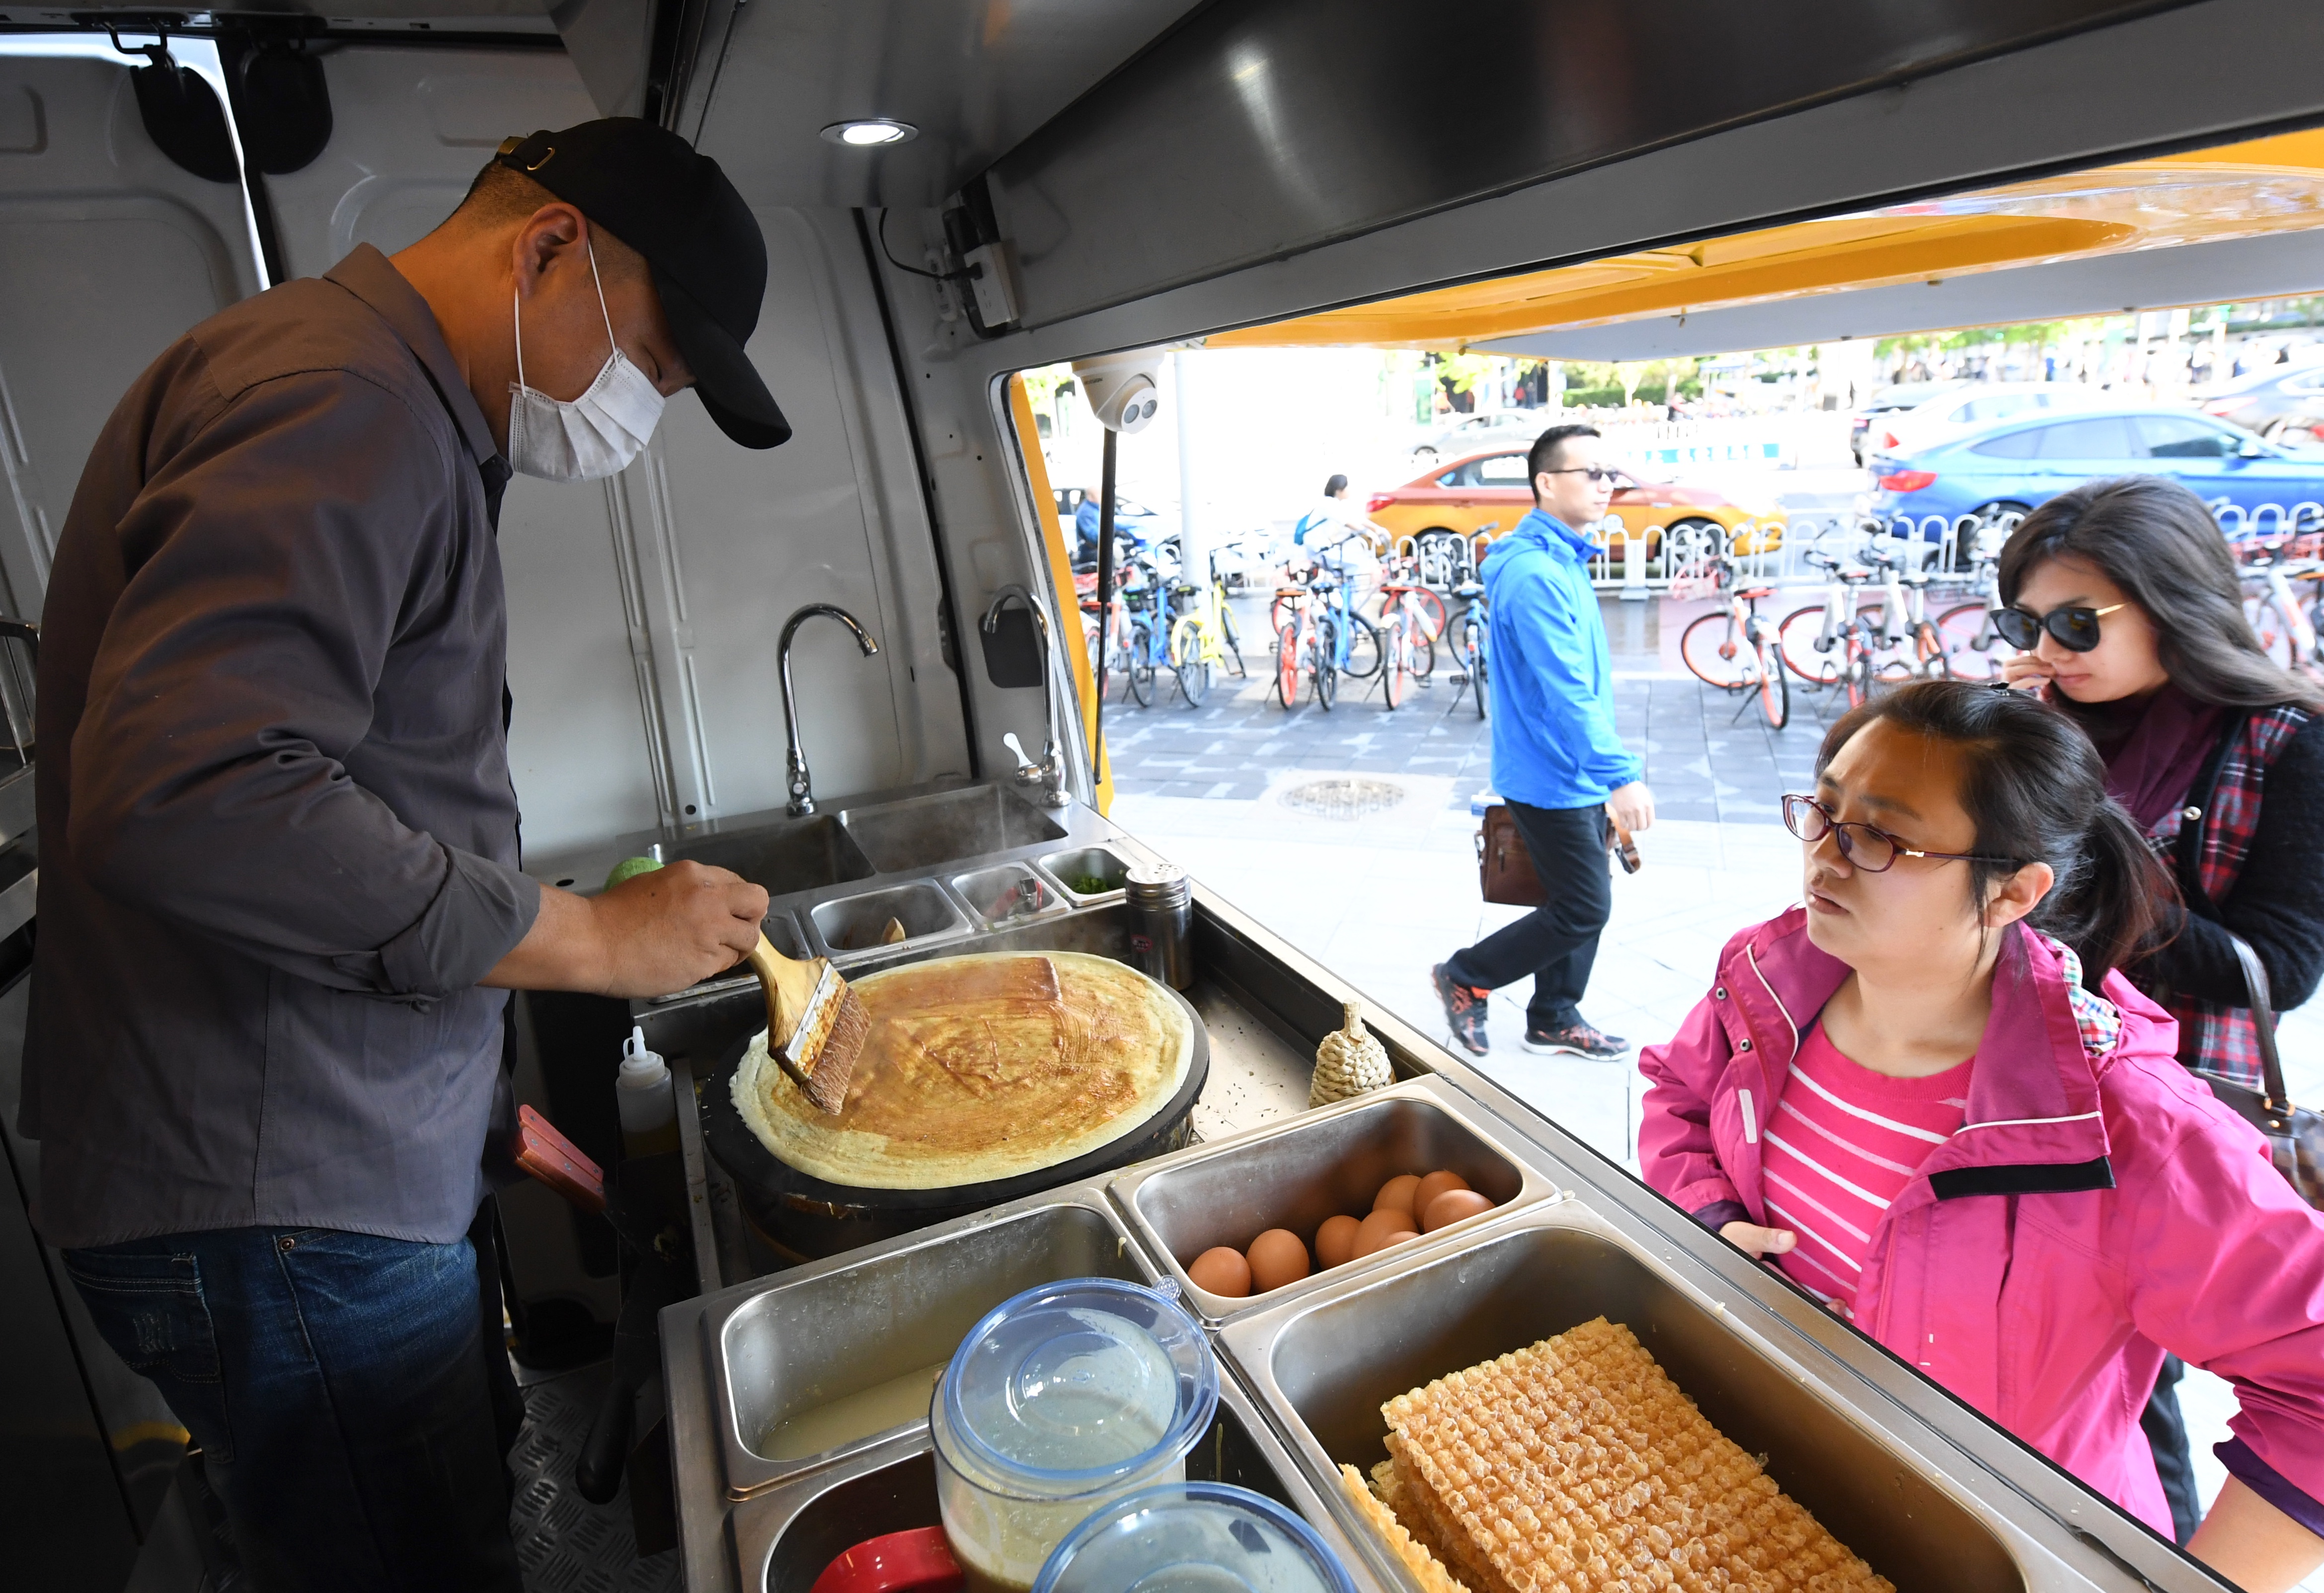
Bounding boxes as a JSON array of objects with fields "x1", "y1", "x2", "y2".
[{"x1": 1433, "y1": 424, "x2": 1654, "y2": 1059}]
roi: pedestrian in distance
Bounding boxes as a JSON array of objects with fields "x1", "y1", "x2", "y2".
[
  {"x1": 1292, "y1": 473, "x2": 1384, "y2": 610},
  {"x1": 1996, "y1": 474, "x2": 2324, "y2": 1544},
  {"x1": 1432, "y1": 424, "x2": 1653, "y2": 1061}
]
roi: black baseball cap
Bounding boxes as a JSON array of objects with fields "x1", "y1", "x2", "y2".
[{"x1": 496, "y1": 119, "x2": 789, "y2": 449}]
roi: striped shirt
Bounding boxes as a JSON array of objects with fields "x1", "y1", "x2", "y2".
[{"x1": 1763, "y1": 1023, "x2": 1970, "y2": 1311}]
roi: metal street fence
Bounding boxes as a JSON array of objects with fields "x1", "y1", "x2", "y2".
[{"x1": 1580, "y1": 497, "x2": 2324, "y2": 599}]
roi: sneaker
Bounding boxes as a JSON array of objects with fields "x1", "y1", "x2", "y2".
[
  {"x1": 1431, "y1": 963, "x2": 1491, "y2": 1056},
  {"x1": 1522, "y1": 1021, "x2": 1629, "y2": 1061}
]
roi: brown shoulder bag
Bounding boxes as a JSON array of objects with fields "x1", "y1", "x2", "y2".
[
  {"x1": 1475, "y1": 804, "x2": 1640, "y2": 906},
  {"x1": 2196, "y1": 935, "x2": 2324, "y2": 1209},
  {"x1": 1476, "y1": 804, "x2": 1544, "y2": 906}
]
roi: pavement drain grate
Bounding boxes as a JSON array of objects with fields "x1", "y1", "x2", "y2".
[{"x1": 1278, "y1": 776, "x2": 1406, "y2": 819}]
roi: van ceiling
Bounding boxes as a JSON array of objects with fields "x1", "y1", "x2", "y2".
[{"x1": 684, "y1": 0, "x2": 1211, "y2": 208}]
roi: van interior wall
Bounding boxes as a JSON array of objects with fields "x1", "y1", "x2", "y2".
[
  {"x1": 0, "y1": 52, "x2": 263, "y2": 627},
  {"x1": 261, "y1": 44, "x2": 971, "y2": 871}
]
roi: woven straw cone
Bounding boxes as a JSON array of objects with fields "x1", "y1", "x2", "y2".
[{"x1": 1312, "y1": 1001, "x2": 1394, "y2": 1107}]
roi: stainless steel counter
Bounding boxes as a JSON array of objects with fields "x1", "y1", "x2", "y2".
[{"x1": 650, "y1": 790, "x2": 2231, "y2": 1593}]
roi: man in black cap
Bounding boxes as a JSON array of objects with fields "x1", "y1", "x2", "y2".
[{"x1": 25, "y1": 120, "x2": 780, "y2": 1588}]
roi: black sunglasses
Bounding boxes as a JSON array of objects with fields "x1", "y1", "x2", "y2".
[
  {"x1": 1781, "y1": 795, "x2": 2018, "y2": 873},
  {"x1": 1992, "y1": 602, "x2": 2124, "y2": 653},
  {"x1": 1538, "y1": 466, "x2": 1622, "y2": 484}
]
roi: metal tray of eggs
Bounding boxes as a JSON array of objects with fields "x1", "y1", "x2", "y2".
[{"x1": 1103, "y1": 1076, "x2": 1568, "y2": 1325}]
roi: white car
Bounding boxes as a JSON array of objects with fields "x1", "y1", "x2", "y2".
[
  {"x1": 1408, "y1": 410, "x2": 1550, "y2": 465},
  {"x1": 1861, "y1": 382, "x2": 2106, "y2": 461}
]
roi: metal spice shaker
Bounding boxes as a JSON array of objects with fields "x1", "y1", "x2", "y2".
[{"x1": 1124, "y1": 862, "x2": 1193, "y2": 989}]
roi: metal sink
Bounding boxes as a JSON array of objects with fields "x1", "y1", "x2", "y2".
[
  {"x1": 835, "y1": 786, "x2": 1068, "y2": 874},
  {"x1": 652, "y1": 815, "x2": 875, "y2": 896}
]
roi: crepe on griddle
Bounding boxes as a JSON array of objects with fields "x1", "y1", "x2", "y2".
[{"x1": 731, "y1": 952, "x2": 1193, "y2": 1189}]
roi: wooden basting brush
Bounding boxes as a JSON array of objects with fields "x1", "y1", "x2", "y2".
[{"x1": 744, "y1": 931, "x2": 870, "y2": 1114}]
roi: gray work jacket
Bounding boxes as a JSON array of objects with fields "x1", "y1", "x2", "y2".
[{"x1": 23, "y1": 244, "x2": 542, "y2": 1249}]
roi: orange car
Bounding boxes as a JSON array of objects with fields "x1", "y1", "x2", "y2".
[{"x1": 1364, "y1": 447, "x2": 1780, "y2": 567}]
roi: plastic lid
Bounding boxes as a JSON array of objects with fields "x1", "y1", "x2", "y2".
[
  {"x1": 938, "y1": 1278, "x2": 1216, "y2": 1495},
  {"x1": 1030, "y1": 1482, "x2": 1355, "y2": 1593}
]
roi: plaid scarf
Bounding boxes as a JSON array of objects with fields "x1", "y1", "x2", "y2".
[
  {"x1": 2044, "y1": 934, "x2": 2124, "y2": 1062},
  {"x1": 2144, "y1": 705, "x2": 2311, "y2": 1087}
]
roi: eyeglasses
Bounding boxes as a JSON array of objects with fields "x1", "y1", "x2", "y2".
[
  {"x1": 1538, "y1": 466, "x2": 1621, "y2": 484},
  {"x1": 1991, "y1": 602, "x2": 2125, "y2": 653},
  {"x1": 1781, "y1": 794, "x2": 2018, "y2": 873}
]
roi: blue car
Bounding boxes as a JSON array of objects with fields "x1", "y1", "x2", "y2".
[{"x1": 1867, "y1": 407, "x2": 2324, "y2": 539}]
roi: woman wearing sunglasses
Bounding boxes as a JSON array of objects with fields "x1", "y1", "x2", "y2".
[
  {"x1": 1637, "y1": 682, "x2": 2324, "y2": 1593},
  {"x1": 1997, "y1": 477, "x2": 2324, "y2": 1539},
  {"x1": 1997, "y1": 476, "x2": 2324, "y2": 1095}
]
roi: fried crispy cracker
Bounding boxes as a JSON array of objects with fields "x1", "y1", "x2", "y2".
[
  {"x1": 1341, "y1": 1464, "x2": 1473, "y2": 1593},
  {"x1": 1371, "y1": 1318, "x2": 1893, "y2": 1593}
]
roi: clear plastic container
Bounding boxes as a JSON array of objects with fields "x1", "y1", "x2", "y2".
[
  {"x1": 930, "y1": 1278, "x2": 1217, "y2": 1593},
  {"x1": 1030, "y1": 1481, "x2": 1355, "y2": 1593}
]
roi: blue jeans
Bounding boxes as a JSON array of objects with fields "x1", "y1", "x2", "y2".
[{"x1": 63, "y1": 1224, "x2": 520, "y2": 1593}]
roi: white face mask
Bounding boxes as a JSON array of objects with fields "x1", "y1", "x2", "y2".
[{"x1": 507, "y1": 242, "x2": 667, "y2": 481}]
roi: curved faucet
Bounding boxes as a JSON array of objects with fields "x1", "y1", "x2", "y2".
[
  {"x1": 982, "y1": 584, "x2": 1069, "y2": 808},
  {"x1": 779, "y1": 604, "x2": 880, "y2": 816}
]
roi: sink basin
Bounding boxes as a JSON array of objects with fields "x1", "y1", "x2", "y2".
[
  {"x1": 652, "y1": 815, "x2": 874, "y2": 896},
  {"x1": 835, "y1": 786, "x2": 1067, "y2": 874}
]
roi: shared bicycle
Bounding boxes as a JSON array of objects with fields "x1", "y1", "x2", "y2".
[{"x1": 1675, "y1": 549, "x2": 1789, "y2": 730}]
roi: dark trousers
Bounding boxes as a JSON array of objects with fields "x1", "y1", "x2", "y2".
[
  {"x1": 1447, "y1": 800, "x2": 1613, "y2": 1030},
  {"x1": 2142, "y1": 1354, "x2": 2202, "y2": 1545},
  {"x1": 64, "y1": 1208, "x2": 524, "y2": 1593}
]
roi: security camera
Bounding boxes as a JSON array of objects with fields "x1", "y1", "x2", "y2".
[{"x1": 1073, "y1": 350, "x2": 1165, "y2": 434}]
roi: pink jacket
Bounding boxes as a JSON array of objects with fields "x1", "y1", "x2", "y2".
[{"x1": 1638, "y1": 909, "x2": 2324, "y2": 1537}]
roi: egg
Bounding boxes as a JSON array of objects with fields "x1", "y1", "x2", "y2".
[
  {"x1": 1352, "y1": 1207, "x2": 1418, "y2": 1257},
  {"x1": 1414, "y1": 1170, "x2": 1471, "y2": 1214},
  {"x1": 1422, "y1": 1188, "x2": 1496, "y2": 1232},
  {"x1": 1246, "y1": 1229, "x2": 1311, "y2": 1293},
  {"x1": 1373, "y1": 1173, "x2": 1422, "y2": 1217},
  {"x1": 1314, "y1": 1214, "x2": 1362, "y2": 1269},
  {"x1": 1188, "y1": 1245, "x2": 1252, "y2": 1297}
]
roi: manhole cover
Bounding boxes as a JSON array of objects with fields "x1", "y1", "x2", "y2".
[{"x1": 1278, "y1": 777, "x2": 1406, "y2": 819}]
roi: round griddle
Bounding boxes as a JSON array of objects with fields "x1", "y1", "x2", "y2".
[{"x1": 700, "y1": 965, "x2": 1209, "y2": 1260}]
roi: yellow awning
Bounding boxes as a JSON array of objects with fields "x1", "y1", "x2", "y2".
[{"x1": 1202, "y1": 130, "x2": 2324, "y2": 350}]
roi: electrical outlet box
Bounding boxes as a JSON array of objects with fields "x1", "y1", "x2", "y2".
[{"x1": 965, "y1": 240, "x2": 1021, "y2": 329}]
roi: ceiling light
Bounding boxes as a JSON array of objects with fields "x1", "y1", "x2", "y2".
[{"x1": 821, "y1": 119, "x2": 917, "y2": 148}]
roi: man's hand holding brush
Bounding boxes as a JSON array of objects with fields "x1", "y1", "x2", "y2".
[{"x1": 485, "y1": 861, "x2": 768, "y2": 997}]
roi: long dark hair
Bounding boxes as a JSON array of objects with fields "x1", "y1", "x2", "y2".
[
  {"x1": 1818, "y1": 682, "x2": 2166, "y2": 986},
  {"x1": 1997, "y1": 476, "x2": 2324, "y2": 716}
]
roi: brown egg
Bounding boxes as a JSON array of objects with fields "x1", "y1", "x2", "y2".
[
  {"x1": 1422, "y1": 1188, "x2": 1496, "y2": 1232},
  {"x1": 1414, "y1": 1170, "x2": 1471, "y2": 1214},
  {"x1": 1352, "y1": 1207, "x2": 1419, "y2": 1258},
  {"x1": 1373, "y1": 1174, "x2": 1422, "y2": 1217},
  {"x1": 1187, "y1": 1246, "x2": 1251, "y2": 1297},
  {"x1": 1245, "y1": 1229, "x2": 1312, "y2": 1293},
  {"x1": 1314, "y1": 1214, "x2": 1362, "y2": 1269}
]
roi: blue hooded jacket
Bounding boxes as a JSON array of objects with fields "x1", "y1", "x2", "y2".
[{"x1": 1483, "y1": 507, "x2": 1643, "y2": 808}]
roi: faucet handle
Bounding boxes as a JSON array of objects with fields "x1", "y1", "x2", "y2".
[{"x1": 1002, "y1": 732, "x2": 1038, "y2": 772}]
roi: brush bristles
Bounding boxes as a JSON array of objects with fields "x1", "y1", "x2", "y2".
[{"x1": 799, "y1": 986, "x2": 870, "y2": 1114}]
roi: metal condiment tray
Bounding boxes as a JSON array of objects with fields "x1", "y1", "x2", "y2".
[{"x1": 1106, "y1": 1075, "x2": 1567, "y2": 1324}]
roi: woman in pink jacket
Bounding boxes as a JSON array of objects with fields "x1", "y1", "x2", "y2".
[{"x1": 1638, "y1": 679, "x2": 2324, "y2": 1593}]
